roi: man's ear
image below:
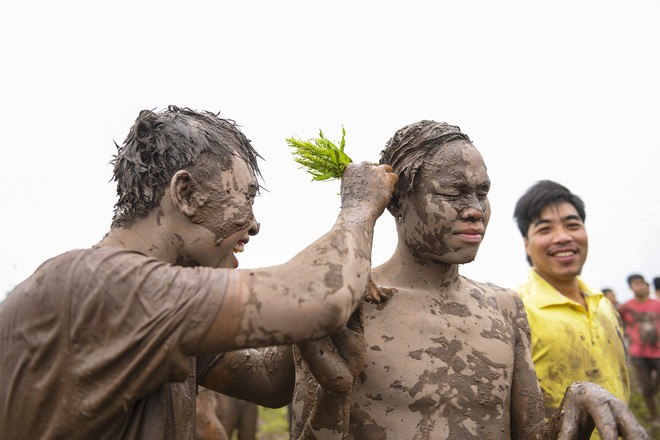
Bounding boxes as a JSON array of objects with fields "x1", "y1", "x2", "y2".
[
  {"x1": 523, "y1": 237, "x2": 533, "y2": 265},
  {"x1": 170, "y1": 170, "x2": 198, "y2": 219}
]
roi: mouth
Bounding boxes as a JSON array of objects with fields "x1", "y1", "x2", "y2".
[
  {"x1": 455, "y1": 228, "x2": 484, "y2": 244},
  {"x1": 550, "y1": 248, "x2": 579, "y2": 262},
  {"x1": 233, "y1": 240, "x2": 247, "y2": 254}
]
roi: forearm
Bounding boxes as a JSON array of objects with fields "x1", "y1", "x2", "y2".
[
  {"x1": 293, "y1": 309, "x2": 364, "y2": 440},
  {"x1": 233, "y1": 211, "x2": 376, "y2": 346},
  {"x1": 295, "y1": 387, "x2": 352, "y2": 440},
  {"x1": 510, "y1": 293, "x2": 547, "y2": 440},
  {"x1": 283, "y1": 208, "x2": 377, "y2": 317},
  {"x1": 199, "y1": 162, "x2": 396, "y2": 352},
  {"x1": 199, "y1": 346, "x2": 295, "y2": 408}
]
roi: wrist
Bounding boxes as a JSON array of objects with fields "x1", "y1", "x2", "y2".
[{"x1": 338, "y1": 204, "x2": 379, "y2": 227}]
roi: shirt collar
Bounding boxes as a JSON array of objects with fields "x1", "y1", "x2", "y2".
[{"x1": 527, "y1": 268, "x2": 601, "y2": 309}]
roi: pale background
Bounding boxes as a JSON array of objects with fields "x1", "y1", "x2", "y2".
[{"x1": 1, "y1": 1, "x2": 659, "y2": 304}]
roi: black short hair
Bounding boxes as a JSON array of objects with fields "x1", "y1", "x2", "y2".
[
  {"x1": 654, "y1": 277, "x2": 660, "y2": 291},
  {"x1": 627, "y1": 273, "x2": 646, "y2": 287},
  {"x1": 513, "y1": 180, "x2": 586, "y2": 239}
]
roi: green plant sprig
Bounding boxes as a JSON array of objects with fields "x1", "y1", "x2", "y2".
[{"x1": 286, "y1": 127, "x2": 353, "y2": 181}]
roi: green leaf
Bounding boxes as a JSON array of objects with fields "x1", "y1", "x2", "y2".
[{"x1": 286, "y1": 127, "x2": 353, "y2": 182}]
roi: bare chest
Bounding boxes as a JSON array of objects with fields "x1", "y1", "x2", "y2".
[{"x1": 351, "y1": 292, "x2": 516, "y2": 439}]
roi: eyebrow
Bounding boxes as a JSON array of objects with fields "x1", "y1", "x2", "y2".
[{"x1": 533, "y1": 213, "x2": 582, "y2": 226}]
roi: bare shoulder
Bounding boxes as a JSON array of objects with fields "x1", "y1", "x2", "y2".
[{"x1": 461, "y1": 277, "x2": 524, "y2": 317}]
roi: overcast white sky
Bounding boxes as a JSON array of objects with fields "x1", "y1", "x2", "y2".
[{"x1": 1, "y1": 1, "x2": 659, "y2": 303}]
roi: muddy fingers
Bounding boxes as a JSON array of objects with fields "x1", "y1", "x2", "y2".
[{"x1": 297, "y1": 338, "x2": 354, "y2": 394}]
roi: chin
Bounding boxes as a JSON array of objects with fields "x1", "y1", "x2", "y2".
[
  {"x1": 451, "y1": 249, "x2": 479, "y2": 265},
  {"x1": 215, "y1": 254, "x2": 239, "y2": 269}
]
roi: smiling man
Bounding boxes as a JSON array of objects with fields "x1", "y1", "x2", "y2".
[
  {"x1": 513, "y1": 180, "x2": 629, "y2": 427},
  {"x1": 0, "y1": 106, "x2": 398, "y2": 439}
]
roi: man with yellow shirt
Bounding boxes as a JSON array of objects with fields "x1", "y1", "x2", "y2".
[{"x1": 513, "y1": 180, "x2": 630, "y2": 420}]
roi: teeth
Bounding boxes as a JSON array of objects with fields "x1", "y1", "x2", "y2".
[
  {"x1": 554, "y1": 251, "x2": 574, "y2": 257},
  {"x1": 233, "y1": 242, "x2": 245, "y2": 253}
]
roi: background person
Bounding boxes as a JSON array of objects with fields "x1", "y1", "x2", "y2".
[
  {"x1": 653, "y1": 277, "x2": 660, "y2": 299},
  {"x1": 618, "y1": 274, "x2": 660, "y2": 424},
  {"x1": 602, "y1": 287, "x2": 621, "y2": 310}
]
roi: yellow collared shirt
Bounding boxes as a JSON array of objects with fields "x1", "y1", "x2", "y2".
[{"x1": 515, "y1": 269, "x2": 629, "y2": 413}]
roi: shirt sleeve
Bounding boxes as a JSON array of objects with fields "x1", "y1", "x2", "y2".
[{"x1": 67, "y1": 248, "x2": 229, "y2": 408}]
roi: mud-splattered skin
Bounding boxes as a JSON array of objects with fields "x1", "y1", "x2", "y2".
[
  {"x1": 102, "y1": 158, "x2": 397, "y2": 355},
  {"x1": 290, "y1": 139, "x2": 546, "y2": 439},
  {"x1": 0, "y1": 105, "x2": 402, "y2": 439},
  {"x1": 395, "y1": 140, "x2": 491, "y2": 266},
  {"x1": 349, "y1": 278, "x2": 543, "y2": 439},
  {"x1": 289, "y1": 130, "x2": 649, "y2": 439},
  {"x1": 172, "y1": 158, "x2": 260, "y2": 269},
  {"x1": 93, "y1": 154, "x2": 397, "y2": 411}
]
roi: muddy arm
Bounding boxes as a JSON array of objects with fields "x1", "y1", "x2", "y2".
[
  {"x1": 196, "y1": 162, "x2": 397, "y2": 354},
  {"x1": 198, "y1": 345, "x2": 295, "y2": 408},
  {"x1": 293, "y1": 308, "x2": 365, "y2": 439},
  {"x1": 509, "y1": 294, "x2": 547, "y2": 440},
  {"x1": 529, "y1": 382, "x2": 650, "y2": 440}
]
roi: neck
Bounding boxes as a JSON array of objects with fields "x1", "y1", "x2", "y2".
[
  {"x1": 96, "y1": 213, "x2": 178, "y2": 264},
  {"x1": 373, "y1": 242, "x2": 461, "y2": 290},
  {"x1": 535, "y1": 270, "x2": 583, "y2": 303}
]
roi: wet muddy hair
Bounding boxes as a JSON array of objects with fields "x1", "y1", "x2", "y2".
[
  {"x1": 111, "y1": 105, "x2": 262, "y2": 228},
  {"x1": 379, "y1": 120, "x2": 471, "y2": 213},
  {"x1": 513, "y1": 180, "x2": 586, "y2": 239}
]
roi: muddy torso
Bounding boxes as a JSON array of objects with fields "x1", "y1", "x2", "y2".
[
  {"x1": 349, "y1": 277, "x2": 522, "y2": 439},
  {"x1": 0, "y1": 248, "x2": 227, "y2": 440}
]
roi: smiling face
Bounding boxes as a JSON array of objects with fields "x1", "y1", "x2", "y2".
[
  {"x1": 524, "y1": 202, "x2": 588, "y2": 284},
  {"x1": 180, "y1": 156, "x2": 260, "y2": 268},
  {"x1": 396, "y1": 139, "x2": 491, "y2": 265}
]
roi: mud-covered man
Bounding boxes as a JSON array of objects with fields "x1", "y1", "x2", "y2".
[
  {"x1": 0, "y1": 106, "x2": 397, "y2": 439},
  {"x1": 290, "y1": 121, "x2": 648, "y2": 439}
]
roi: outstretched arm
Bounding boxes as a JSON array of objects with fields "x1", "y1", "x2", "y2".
[{"x1": 197, "y1": 162, "x2": 397, "y2": 354}]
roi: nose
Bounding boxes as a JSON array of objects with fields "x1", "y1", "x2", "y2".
[
  {"x1": 552, "y1": 227, "x2": 573, "y2": 243},
  {"x1": 248, "y1": 219, "x2": 260, "y2": 236},
  {"x1": 460, "y1": 208, "x2": 483, "y2": 222},
  {"x1": 459, "y1": 196, "x2": 485, "y2": 222}
]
